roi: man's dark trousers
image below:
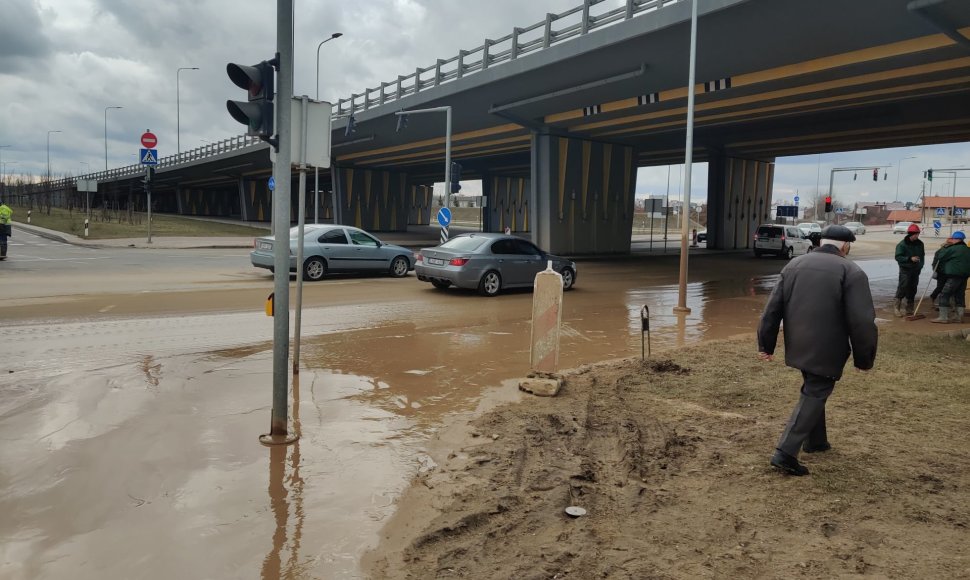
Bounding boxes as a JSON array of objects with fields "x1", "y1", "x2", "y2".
[
  {"x1": 895, "y1": 268, "x2": 920, "y2": 305},
  {"x1": 777, "y1": 372, "x2": 837, "y2": 457}
]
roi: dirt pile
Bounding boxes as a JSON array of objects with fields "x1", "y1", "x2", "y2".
[{"x1": 367, "y1": 332, "x2": 970, "y2": 579}]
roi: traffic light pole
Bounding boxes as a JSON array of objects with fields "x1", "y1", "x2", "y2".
[
  {"x1": 264, "y1": 0, "x2": 296, "y2": 445},
  {"x1": 395, "y1": 106, "x2": 452, "y2": 237},
  {"x1": 826, "y1": 165, "x2": 892, "y2": 225}
]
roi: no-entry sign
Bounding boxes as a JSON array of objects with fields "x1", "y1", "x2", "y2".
[{"x1": 141, "y1": 131, "x2": 158, "y2": 148}]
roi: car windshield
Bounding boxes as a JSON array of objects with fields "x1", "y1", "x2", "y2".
[{"x1": 439, "y1": 236, "x2": 488, "y2": 252}]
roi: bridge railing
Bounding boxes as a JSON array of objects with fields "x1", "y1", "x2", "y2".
[{"x1": 334, "y1": 0, "x2": 684, "y2": 117}]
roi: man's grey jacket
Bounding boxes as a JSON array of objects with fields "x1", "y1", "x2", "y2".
[{"x1": 757, "y1": 245, "x2": 878, "y2": 380}]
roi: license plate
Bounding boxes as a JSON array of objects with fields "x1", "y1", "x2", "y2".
[
  {"x1": 427, "y1": 258, "x2": 445, "y2": 266},
  {"x1": 259, "y1": 242, "x2": 272, "y2": 250}
]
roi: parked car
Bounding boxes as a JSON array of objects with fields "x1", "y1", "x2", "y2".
[
  {"x1": 893, "y1": 221, "x2": 915, "y2": 234},
  {"x1": 250, "y1": 225, "x2": 415, "y2": 281},
  {"x1": 844, "y1": 221, "x2": 866, "y2": 235},
  {"x1": 753, "y1": 224, "x2": 813, "y2": 259},
  {"x1": 415, "y1": 233, "x2": 577, "y2": 297},
  {"x1": 797, "y1": 222, "x2": 822, "y2": 235},
  {"x1": 696, "y1": 230, "x2": 707, "y2": 243}
]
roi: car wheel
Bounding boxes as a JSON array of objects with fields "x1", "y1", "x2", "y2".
[
  {"x1": 431, "y1": 279, "x2": 451, "y2": 289},
  {"x1": 784, "y1": 246, "x2": 794, "y2": 260},
  {"x1": 478, "y1": 270, "x2": 502, "y2": 297},
  {"x1": 389, "y1": 255, "x2": 409, "y2": 278},
  {"x1": 303, "y1": 257, "x2": 327, "y2": 281},
  {"x1": 560, "y1": 267, "x2": 575, "y2": 290}
]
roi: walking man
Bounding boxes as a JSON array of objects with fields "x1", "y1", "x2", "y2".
[
  {"x1": 930, "y1": 231, "x2": 970, "y2": 324},
  {"x1": 757, "y1": 225, "x2": 878, "y2": 476},
  {"x1": 893, "y1": 223, "x2": 924, "y2": 316},
  {"x1": 0, "y1": 198, "x2": 12, "y2": 261}
]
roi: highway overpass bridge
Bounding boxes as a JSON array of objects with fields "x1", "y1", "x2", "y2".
[{"x1": 26, "y1": 0, "x2": 970, "y2": 253}]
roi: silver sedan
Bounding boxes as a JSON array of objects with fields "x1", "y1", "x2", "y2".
[
  {"x1": 415, "y1": 233, "x2": 577, "y2": 297},
  {"x1": 250, "y1": 225, "x2": 414, "y2": 281}
]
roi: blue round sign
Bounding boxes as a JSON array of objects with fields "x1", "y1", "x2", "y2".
[
  {"x1": 268, "y1": 176, "x2": 276, "y2": 191},
  {"x1": 437, "y1": 207, "x2": 452, "y2": 227}
]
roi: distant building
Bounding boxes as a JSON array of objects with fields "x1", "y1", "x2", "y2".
[{"x1": 919, "y1": 196, "x2": 970, "y2": 225}]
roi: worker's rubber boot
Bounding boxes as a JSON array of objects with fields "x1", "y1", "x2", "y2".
[
  {"x1": 953, "y1": 307, "x2": 965, "y2": 323},
  {"x1": 893, "y1": 299, "x2": 903, "y2": 317},
  {"x1": 931, "y1": 307, "x2": 951, "y2": 324},
  {"x1": 905, "y1": 299, "x2": 915, "y2": 316}
]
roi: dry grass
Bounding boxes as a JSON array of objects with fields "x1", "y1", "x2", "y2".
[{"x1": 11, "y1": 206, "x2": 268, "y2": 239}]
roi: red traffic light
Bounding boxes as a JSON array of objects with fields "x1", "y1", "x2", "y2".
[
  {"x1": 824, "y1": 196, "x2": 832, "y2": 204},
  {"x1": 873, "y1": 168, "x2": 878, "y2": 181}
]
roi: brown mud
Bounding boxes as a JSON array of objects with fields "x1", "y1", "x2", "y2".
[{"x1": 366, "y1": 331, "x2": 970, "y2": 579}]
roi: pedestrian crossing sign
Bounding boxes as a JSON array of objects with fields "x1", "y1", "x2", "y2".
[{"x1": 140, "y1": 148, "x2": 158, "y2": 166}]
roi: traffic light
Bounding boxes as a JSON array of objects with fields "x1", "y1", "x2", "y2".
[
  {"x1": 345, "y1": 114, "x2": 357, "y2": 137},
  {"x1": 873, "y1": 168, "x2": 878, "y2": 181},
  {"x1": 824, "y1": 196, "x2": 833, "y2": 213},
  {"x1": 927, "y1": 169, "x2": 933, "y2": 181},
  {"x1": 450, "y1": 161, "x2": 462, "y2": 194},
  {"x1": 226, "y1": 55, "x2": 279, "y2": 147},
  {"x1": 396, "y1": 113, "x2": 409, "y2": 133}
]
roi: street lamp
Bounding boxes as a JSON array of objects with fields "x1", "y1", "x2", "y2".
[
  {"x1": 177, "y1": 67, "x2": 200, "y2": 157},
  {"x1": 894, "y1": 155, "x2": 917, "y2": 202},
  {"x1": 104, "y1": 106, "x2": 122, "y2": 172},
  {"x1": 314, "y1": 32, "x2": 342, "y2": 224},
  {"x1": 47, "y1": 130, "x2": 63, "y2": 182}
]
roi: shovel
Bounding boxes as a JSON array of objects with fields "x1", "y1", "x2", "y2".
[{"x1": 905, "y1": 262, "x2": 939, "y2": 321}]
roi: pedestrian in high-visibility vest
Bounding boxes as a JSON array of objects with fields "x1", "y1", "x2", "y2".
[{"x1": 0, "y1": 199, "x2": 12, "y2": 261}]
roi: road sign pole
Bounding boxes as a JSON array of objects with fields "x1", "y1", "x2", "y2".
[{"x1": 674, "y1": 0, "x2": 698, "y2": 315}]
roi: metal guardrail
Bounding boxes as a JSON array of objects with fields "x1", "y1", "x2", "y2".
[
  {"x1": 334, "y1": 0, "x2": 684, "y2": 117},
  {"x1": 32, "y1": 0, "x2": 683, "y2": 190}
]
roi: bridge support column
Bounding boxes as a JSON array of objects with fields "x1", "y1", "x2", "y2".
[
  {"x1": 481, "y1": 173, "x2": 530, "y2": 234},
  {"x1": 532, "y1": 132, "x2": 635, "y2": 255},
  {"x1": 706, "y1": 153, "x2": 774, "y2": 250},
  {"x1": 331, "y1": 166, "x2": 410, "y2": 232}
]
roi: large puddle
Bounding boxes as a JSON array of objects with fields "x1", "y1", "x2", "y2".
[{"x1": 0, "y1": 256, "x2": 919, "y2": 579}]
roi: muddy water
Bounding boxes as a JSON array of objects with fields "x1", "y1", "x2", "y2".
[{"x1": 0, "y1": 253, "x2": 924, "y2": 579}]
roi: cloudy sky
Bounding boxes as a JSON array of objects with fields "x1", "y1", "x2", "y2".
[{"x1": 2, "y1": 0, "x2": 967, "y2": 207}]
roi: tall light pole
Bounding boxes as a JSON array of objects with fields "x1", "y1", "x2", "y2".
[
  {"x1": 47, "y1": 130, "x2": 62, "y2": 182},
  {"x1": 177, "y1": 67, "x2": 200, "y2": 157},
  {"x1": 314, "y1": 32, "x2": 342, "y2": 224},
  {"x1": 0, "y1": 146, "x2": 9, "y2": 185},
  {"x1": 104, "y1": 106, "x2": 122, "y2": 172},
  {"x1": 675, "y1": 0, "x2": 699, "y2": 314},
  {"x1": 894, "y1": 155, "x2": 916, "y2": 202}
]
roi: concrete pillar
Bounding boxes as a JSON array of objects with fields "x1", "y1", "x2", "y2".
[
  {"x1": 707, "y1": 152, "x2": 775, "y2": 250},
  {"x1": 532, "y1": 132, "x2": 636, "y2": 255},
  {"x1": 236, "y1": 179, "x2": 248, "y2": 221},
  {"x1": 481, "y1": 172, "x2": 530, "y2": 233},
  {"x1": 331, "y1": 166, "x2": 410, "y2": 232},
  {"x1": 406, "y1": 183, "x2": 434, "y2": 226}
]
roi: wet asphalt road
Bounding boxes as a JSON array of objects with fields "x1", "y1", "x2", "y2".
[{"x1": 0, "y1": 228, "x2": 925, "y2": 579}]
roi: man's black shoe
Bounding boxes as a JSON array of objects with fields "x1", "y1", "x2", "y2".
[
  {"x1": 802, "y1": 442, "x2": 831, "y2": 453},
  {"x1": 770, "y1": 451, "x2": 809, "y2": 476}
]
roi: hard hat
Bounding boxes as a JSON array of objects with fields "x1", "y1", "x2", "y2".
[
  {"x1": 820, "y1": 224, "x2": 856, "y2": 243},
  {"x1": 952, "y1": 231, "x2": 966, "y2": 241},
  {"x1": 907, "y1": 223, "x2": 921, "y2": 234}
]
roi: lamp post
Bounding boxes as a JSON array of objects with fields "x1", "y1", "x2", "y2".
[
  {"x1": 0, "y1": 146, "x2": 9, "y2": 185},
  {"x1": 104, "y1": 106, "x2": 122, "y2": 172},
  {"x1": 674, "y1": 0, "x2": 699, "y2": 314},
  {"x1": 177, "y1": 67, "x2": 200, "y2": 157},
  {"x1": 894, "y1": 155, "x2": 917, "y2": 202},
  {"x1": 314, "y1": 32, "x2": 342, "y2": 224},
  {"x1": 47, "y1": 130, "x2": 62, "y2": 182}
]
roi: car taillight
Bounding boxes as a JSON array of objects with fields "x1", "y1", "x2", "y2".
[
  {"x1": 415, "y1": 253, "x2": 423, "y2": 262},
  {"x1": 449, "y1": 257, "x2": 469, "y2": 266}
]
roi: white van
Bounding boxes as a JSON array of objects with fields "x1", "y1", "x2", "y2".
[{"x1": 754, "y1": 224, "x2": 813, "y2": 259}]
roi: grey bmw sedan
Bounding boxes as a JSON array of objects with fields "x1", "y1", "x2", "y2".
[
  {"x1": 415, "y1": 233, "x2": 576, "y2": 296},
  {"x1": 251, "y1": 225, "x2": 415, "y2": 281}
]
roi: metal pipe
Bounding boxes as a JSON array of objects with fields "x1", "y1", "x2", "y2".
[{"x1": 294, "y1": 96, "x2": 309, "y2": 375}]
